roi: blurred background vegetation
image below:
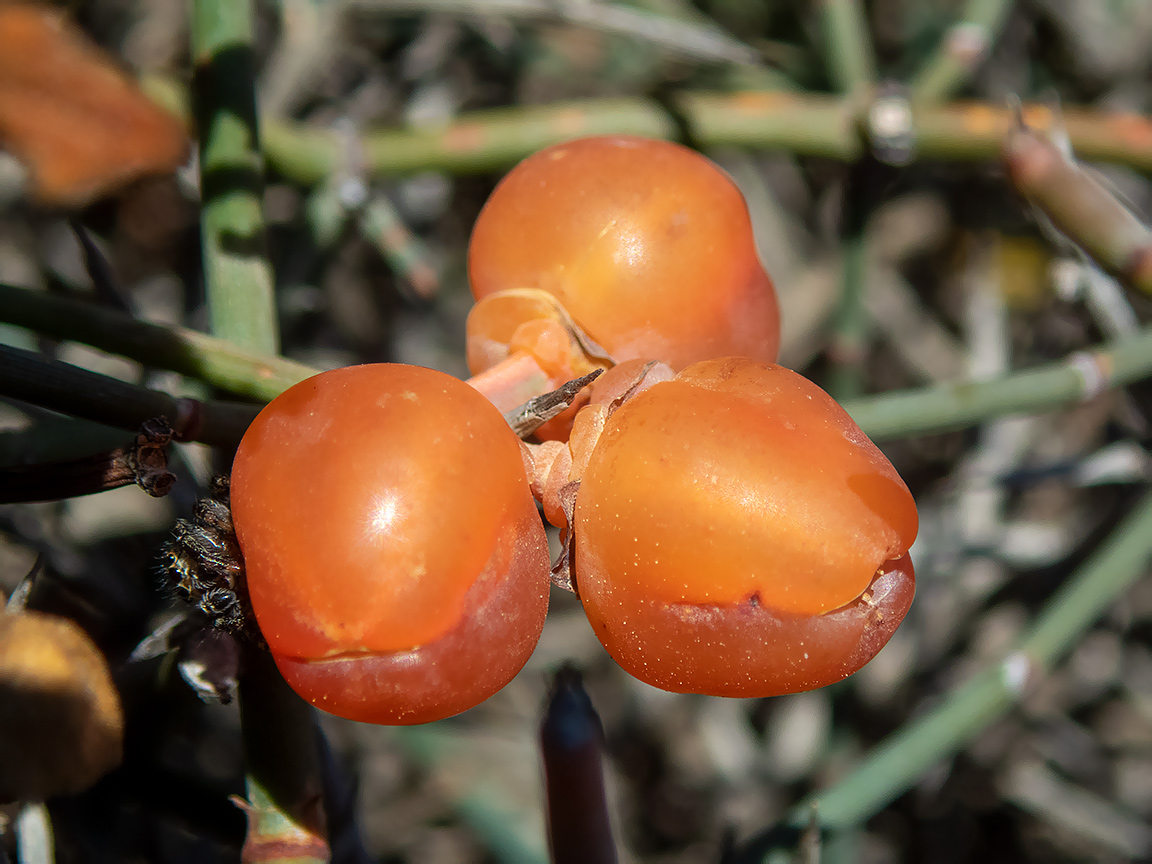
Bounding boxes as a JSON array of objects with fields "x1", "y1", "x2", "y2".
[{"x1": 5, "y1": 1, "x2": 1152, "y2": 862}]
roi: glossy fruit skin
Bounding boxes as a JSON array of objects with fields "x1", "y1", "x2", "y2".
[
  {"x1": 467, "y1": 135, "x2": 780, "y2": 372},
  {"x1": 231, "y1": 364, "x2": 550, "y2": 724},
  {"x1": 572, "y1": 358, "x2": 918, "y2": 697}
]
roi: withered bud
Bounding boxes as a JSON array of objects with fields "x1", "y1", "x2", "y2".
[{"x1": 130, "y1": 417, "x2": 176, "y2": 497}]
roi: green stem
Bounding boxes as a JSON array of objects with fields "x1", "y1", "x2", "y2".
[
  {"x1": 275, "y1": 94, "x2": 1152, "y2": 179},
  {"x1": 1004, "y1": 124, "x2": 1152, "y2": 297},
  {"x1": 143, "y1": 76, "x2": 1152, "y2": 178},
  {"x1": 910, "y1": 0, "x2": 1014, "y2": 103},
  {"x1": 265, "y1": 98, "x2": 678, "y2": 182},
  {"x1": 0, "y1": 284, "x2": 317, "y2": 402},
  {"x1": 788, "y1": 489, "x2": 1152, "y2": 833},
  {"x1": 192, "y1": 2, "x2": 326, "y2": 861},
  {"x1": 828, "y1": 158, "x2": 892, "y2": 400},
  {"x1": 191, "y1": 0, "x2": 279, "y2": 354},
  {"x1": 816, "y1": 0, "x2": 876, "y2": 96},
  {"x1": 238, "y1": 648, "x2": 329, "y2": 864},
  {"x1": 845, "y1": 325, "x2": 1152, "y2": 441},
  {"x1": 359, "y1": 196, "x2": 440, "y2": 299}
]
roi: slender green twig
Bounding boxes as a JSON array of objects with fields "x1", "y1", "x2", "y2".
[
  {"x1": 828, "y1": 158, "x2": 895, "y2": 400},
  {"x1": 845, "y1": 325, "x2": 1152, "y2": 440},
  {"x1": 237, "y1": 651, "x2": 330, "y2": 864},
  {"x1": 0, "y1": 284, "x2": 317, "y2": 402},
  {"x1": 788, "y1": 488, "x2": 1152, "y2": 833},
  {"x1": 142, "y1": 76, "x2": 1152, "y2": 179},
  {"x1": 0, "y1": 344, "x2": 258, "y2": 446},
  {"x1": 192, "y1": 2, "x2": 327, "y2": 861},
  {"x1": 192, "y1": 0, "x2": 279, "y2": 354},
  {"x1": 910, "y1": 0, "x2": 1015, "y2": 103},
  {"x1": 304, "y1": 173, "x2": 354, "y2": 250},
  {"x1": 816, "y1": 0, "x2": 876, "y2": 96},
  {"x1": 814, "y1": 2, "x2": 879, "y2": 399},
  {"x1": 359, "y1": 196, "x2": 440, "y2": 299},
  {"x1": 264, "y1": 98, "x2": 677, "y2": 182},
  {"x1": 288, "y1": 94, "x2": 1152, "y2": 178},
  {"x1": 1004, "y1": 123, "x2": 1152, "y2": 297}
]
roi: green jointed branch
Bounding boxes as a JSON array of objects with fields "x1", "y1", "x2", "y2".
[
  {"x1": 817, "y1": 0, "x2": 876, "y2": 97},
  {"x1": 192, "y1": 0, "x2": 278, "y2": 355},
  {"x1": 791, "y1": 488, "x2": 1152, "y2": 833},
  {"x1": 191, "y1": 1, "x2": 327, "y2": 861},
  {"x1": 0, "y1": 284, "x2": 317, "y2": 402},
  {"x1": 844, "y1": 329, "x2": 1152, "y2": 440},
  {"x1": 1003, "y1": 123, "x2": 1152, "y2": 297},
  {"x1": 911, "y1": 0, "x2": 1015, "y2": 103},
  {"x1": 142, "y1": 73, "x2": 1152, "y2": 181}
]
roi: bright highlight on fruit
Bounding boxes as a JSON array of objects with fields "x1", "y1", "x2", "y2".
[{"x1": 230, "y1": 364, "x2": 550, "y2": 724}]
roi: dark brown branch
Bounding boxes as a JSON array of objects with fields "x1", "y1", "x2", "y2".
[
  {"x1": 0, "y1": 344, "x2": 259, "y2": 447},
  {"x1": 0, "y1": 418, "x2": 177, "y2": 503}
]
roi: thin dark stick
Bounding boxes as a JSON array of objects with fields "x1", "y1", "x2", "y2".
[
  {"x1": 539, "y1": 664, "x2": 617, "y2": 864},
  {"x1": 70, "y1": 221, "x2": 132, "y2": 312},
  {"x1": 0, "y1": 344, "x2": 258, "y2": 446}
]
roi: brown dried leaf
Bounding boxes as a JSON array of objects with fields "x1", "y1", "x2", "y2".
[
  {"x1": 0, "y1": 4, "x2": 188, "y2": 207},
  {"x1": 0, "y1": 612, "x2": 124, "y2": 802}
]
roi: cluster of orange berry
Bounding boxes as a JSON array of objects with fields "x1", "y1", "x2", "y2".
[{"x1": 226, "y1": 136, "x2": 919, "y2": 725}]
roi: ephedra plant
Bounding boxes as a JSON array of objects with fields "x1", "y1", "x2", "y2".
[{"x1": 5, "y1": 2, "x2": 1152, "y2": 862}]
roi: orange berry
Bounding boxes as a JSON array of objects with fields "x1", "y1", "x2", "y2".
[
  {"x1": 467, "y1": 135, "x2": 780, "y2": 373},
  {"x1": 572, "y1": 358, "x2": 917, "y2": 696},
  {"x1": 231, "y1": 364, "x2": 550, "y2": 724}
]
